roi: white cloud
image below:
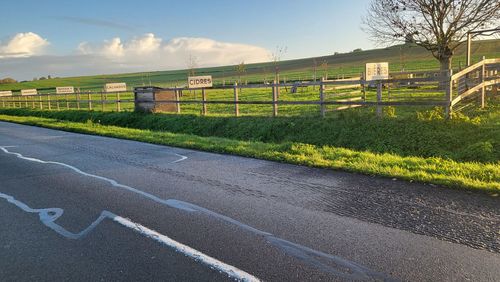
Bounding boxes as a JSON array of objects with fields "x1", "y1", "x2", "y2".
[
  {"x1": 77, "y1": 34, "x2": 270, "y2": 67},
  {"x1": 0, "y1": 33, "x2": 271, "y2": 80},
  {"x1": 0, "y1": 32, "x2": 49, "y2": 58}
]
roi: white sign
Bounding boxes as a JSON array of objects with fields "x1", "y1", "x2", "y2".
[
  {"x1": 0, "y1": 90, "x2": 12, "y2": 97},
  {"x1": 21, "y1": 89, "x2": 37, "y2": 95},
  {"x1": 56, "y1": 86, "x2": 75, "y2": 94},
  {"x1": 188, "y1": 76, "x2": 213, "y2": 89},
  {"x1": 365, "y1": 62, "x2": 389, "y2": 81},
  {"x1": 105, "y1": 83, "x2": 127, "y2": 93}
]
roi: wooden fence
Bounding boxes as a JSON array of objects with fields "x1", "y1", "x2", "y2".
[{"x1": 1, "y1": 58, "x2": 499, "y2": 118}]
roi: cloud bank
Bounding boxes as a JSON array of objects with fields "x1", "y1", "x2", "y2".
[
  {"x1": 0, "y1": 32, "x2": 270, "y2": 80},
  {"x1": 0, "y1": 32, "x2": 49, "y2": 59}
]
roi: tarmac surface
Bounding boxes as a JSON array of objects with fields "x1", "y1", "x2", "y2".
[{"x1": 0, "y1": 121, "x2": 499, "y2": 281}]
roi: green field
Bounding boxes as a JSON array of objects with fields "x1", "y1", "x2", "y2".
[{"x1": 1, "y1": 39, "x2": 499, "y2": 92}]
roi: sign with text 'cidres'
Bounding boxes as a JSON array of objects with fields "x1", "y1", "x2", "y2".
[{"x1": 188, "y1": 76, "x2": 213, "y2": 89}]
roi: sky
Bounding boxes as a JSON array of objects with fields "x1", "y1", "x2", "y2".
[{"x1": 0, "y1": 0, "x2": 374, "y2": 80}]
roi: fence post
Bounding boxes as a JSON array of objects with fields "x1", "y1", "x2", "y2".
[
  {"x1": 56, "y1": 94, "x2": 60, "y2": 110},
  {"x1": 101, "y1": 91, "x2": 105, "y2": 111},
  {"x1": 25, "y1": 96, "x2": 28, "y2": 108},
  {"x1": 272, "y1": 80, "x2": 278, "y2": 117},
  {"x1": 47, "y1": 95, "x2": 51, "y2": 110},
  {"x1": 175, "y1": 88, "x2": 181, "y2": 114},
  {"x1": 320, "y1": 77, "x2": 325, "y2": 117},
  {"x1": 39, "y1": 95, "x2": 43, "y2": 109},
  {"x1": 362, "y1": 73, "x2": 366, "y2": 101},
  {"x1": 88, "y1": 92, "x2": 92, "y2": 110},
  {"x1": 234, "y1": 82, "x2": 239, "y2": 117},
  {"x1": 65, "y1": 94, "x2": 69, "y2": 109},
  {"x1": 376, "y1": 81, "x2": 382, "y2": 117},
  {"x1": 116, "y1": 92, "x2": 121, "y2": 112},
  {"x1": 76, "y1": 93, "x2": 80, "y2": 110},
  {"x1": 445, "y1": 70, "x2": 453, "y2": 119},
  {"x1": 201, "y1": 88, "x2": 207, "y2": 115},
  {"x1": 480, "y1": 61, "x2": 485, "y2": 108}
]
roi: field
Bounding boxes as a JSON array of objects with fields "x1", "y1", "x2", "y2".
[{"x1": 0, "y1": 39, "x2": 499, "y2": 92}]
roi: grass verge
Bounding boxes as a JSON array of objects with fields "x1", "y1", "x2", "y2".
[{"x1": 0, "y1": 113, "x2": 498, "y2": 192}]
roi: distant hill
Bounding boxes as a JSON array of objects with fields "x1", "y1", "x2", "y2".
[{"x1": 1, "y1": 39, "x2": 499, "y2": 92}]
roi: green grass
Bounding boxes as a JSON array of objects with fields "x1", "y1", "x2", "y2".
[
  {"x1": 0, "y1": 107, "x2": 498, "y2": 192},
  {"x1": 1, "y1": 39, "x2": 499, "y2": 92}
]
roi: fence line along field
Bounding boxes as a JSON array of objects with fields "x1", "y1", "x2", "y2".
[{"x1": 1, "y1": 57, "x2": 499, "y2": 119}]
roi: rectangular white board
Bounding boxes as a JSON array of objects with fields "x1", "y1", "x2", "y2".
[
  {"x1": 105, "y1": 83, "x2": 127, "y2": 93},
  {"x1": 21, "y1": 89, "x2": 37, "y2": 95},
  {"x1": 365, "y1": 62, "x2": 389, "y2": 81},
  {"x1": 188, "y1": 76, "x2": 213, "y2": 89},
  {"x1": 56, "y1": 86, "x2": 75, "y2": 94},
  {"x1": 0, "y1": 90, "x2": 12, "y2": 97}
]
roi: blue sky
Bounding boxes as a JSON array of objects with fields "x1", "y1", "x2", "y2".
[{"x1": 0, "y1": 0, "x2": 374, "y2": 79}]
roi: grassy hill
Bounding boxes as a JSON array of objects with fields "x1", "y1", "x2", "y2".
[{"x1": 1, "y1": 39, "x2": 499, "y2": 92}]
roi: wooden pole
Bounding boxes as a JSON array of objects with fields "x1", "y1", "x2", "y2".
[
  {"x1": 376, "y1": 81, "x2": 382, "y2": 117},
  {"x1": 76, "y1": 93, "x2": 80, "y2": 110},
  {"x1": 88, "y1": 92, "x2": 92, "y2": 110},
  {"x1": 56, "y1": 94, "x2": 60, "y2": 110},
  {"x1": 320, "y1": 77, "x2": 325, "y2": 117},
  {"x1": 39, "y1": 95, "x2": 43, "y2": 109},
  {"x1": 47, "y1": 95, "x2": 51, "y2": 110},
  {"x1": 101, "y1": 92, "x2": 105, "y2": 111},
  {"x1": 201, "y1": 88, "x2": 207, "y2": 115},
  {"x1": 362, "y1": 73, "x2": 366, "y2": 101},
  {"x1": 480, "y1": 62, "x2": 485, "y2": 108},
  {"x1": 25, "y1": 96, "x2": 28, "y2": 108},
  {"x1": 66, "y1": 94, "x2": 69, "y2": 109},
  {"x1": 234, "y1": 82, "x2": 239, "y2": 117},
  {"x1": 116, "y1": 92, "x2": 121, "y2": 112},
  {"x1": 445, "y1": 70, "x2": 453, "y2": 119},
  {"x1": 272, "y1": 80, "x2": 278, "y2": 117},
  {"x1": 175, "y1": 88, "x2": 181, "y2": 114}
]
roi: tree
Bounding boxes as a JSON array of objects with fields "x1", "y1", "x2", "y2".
[
  {"x1": 186, "y1": 54, "x2": 198, "y2": 77},
  {"x1": 0, "y1": 77, "x2": 17, "y2": 84},
  {"x1": 270, "y1": 45, "x2": 287, "y2": 83},
  {"x1": 363, "y1": 0, "x2": 500, "y2": 72},
  {"x1": 235, "y1": 61, "x2": 246, "y2": 84}
]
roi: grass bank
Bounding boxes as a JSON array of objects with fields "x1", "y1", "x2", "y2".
[{"x1": 0, "y1": 109, "x2": 498, "y2": 192}]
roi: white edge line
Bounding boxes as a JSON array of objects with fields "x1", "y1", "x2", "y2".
[{"x1": 113, "y1": 215, "x2": 260, "y2": 282}]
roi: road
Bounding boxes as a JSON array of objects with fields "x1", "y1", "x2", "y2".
[{"x1": 0, "y1": 121, "x2": 499, "y2": 281}]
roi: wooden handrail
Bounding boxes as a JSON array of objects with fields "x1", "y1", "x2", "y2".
[{"x1": 451, "y1": 58, "x2": 500, "y2": 81}]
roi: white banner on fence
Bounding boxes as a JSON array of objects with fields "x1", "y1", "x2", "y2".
[
  {"x1": 105, "y1": 83, "x2": 127, "y2": 92},
  {"x1": 0, "y1": 90, "x2": 12, "y2": 97},
  {"x1": 56, "y1": 86, "x2": 75, "y2": 94},
  {"x1": 188, "y1": 76, "x2": 213, "y2": 89},
  {"x1": 365, "y1": 62, "x2": 389, "y2": 81},
  {"x1": 21, "y1": 89, "x2": 37, "y2": 96}
]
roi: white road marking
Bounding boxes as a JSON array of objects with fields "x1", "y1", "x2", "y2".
[
  {"x1": 0, "y1": 146, "x2": 393, "y2": 281},
  {"x1": 0, "y1": 192, "x2": 259, "y2": 282},
  {"x1": 171, "y1": 153, "x2": 188, "y2": 163}
]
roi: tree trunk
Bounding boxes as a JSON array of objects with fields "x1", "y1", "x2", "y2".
[
  {"x1": 438, "y1": 55, "x2": 452, "y2": 90},
  {"x1": 439, "y1": 56, "x2": 452, "y2": 75}
]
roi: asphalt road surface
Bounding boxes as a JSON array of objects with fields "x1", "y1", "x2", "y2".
[{"x1": 0, "y1": 121, "x2": 499, "y2": 281}]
